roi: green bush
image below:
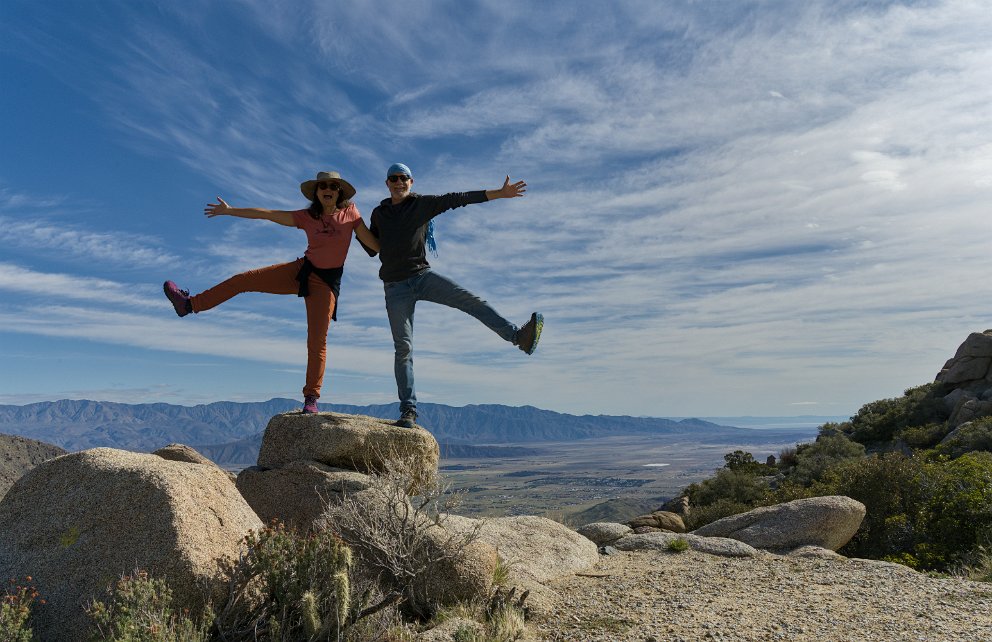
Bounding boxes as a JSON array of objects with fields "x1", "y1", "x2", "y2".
[
  {"x1": 935, "y1": 417, "x2": 992, "y2": 459},
  {"x1": 814, "y1": 452, "x2": 929, "y2": 563},
  {"x1": 722, "y1": 450, "x2": 775, "y2": 475},
  {"x1": 1, "y1": 577, "x2": 41, "y2": 642},
  {"x1": 897, "y1": 422, "x2": 952, "y2": 449},
  {"x1": 86, "y1": 570, "x2": 211, "y2": 642},
  {"x1": 788, "y1": 434, "x2": 865, "y2": 486},
  {"x1": 215, "y1": 522, "x2": 369, "y2": 641},
  {"x1": 802, "y1": 450, "x2": 992, "y2": 571},
  {"x1": 918, "y1": 451, "x2": 992, "y2": 569},
  {"x1": 845, "y1": 384, "x2": 947, "y2": 445},
  {"x1": 684, "y1": 468, "x2": 771, "y2": 509},
  {"x1": 684, "y1": 498, "x2": 761, "y2": 531},
  {"x1": 666, "y1": 538, "x2": 690, "y2": 553}
]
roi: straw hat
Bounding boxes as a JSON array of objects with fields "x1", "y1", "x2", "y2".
[{"x1": 300, "y1": 171, "x2": 356, "y2": 201}]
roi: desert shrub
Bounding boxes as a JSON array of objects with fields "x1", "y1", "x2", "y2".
[
  {"x1": 916, "y1": 451, "x2": 992, "y2": 569},
  {"x1": 776, "y1": 446, "x2": 799, "y2": 470},
  {"x1": 1, "y1": 577, "x2": 42, "y2": 642},
  {"x1": 722, "y1": 450, "x2": 775, "y2": 475},
  {"x1": 934, "y1": 416, "x2": 992, "y2": 459},
  {"x1": 666, "y1": 538, "x2": 690, "y2": 553},
  {"x1": 684, "y1": 498, "x2": 759, "y2": 531},
  {"x1": 845, "y1": 383, "x2": 947, "y2": 445},
  {"x1": 437, "y1": 588, "x2": 528, "y2": 642},
  {"x1": 214, "y1": 522, "x2": 392, "y2": 641},
  {"x1": 86, "y1": 570, "x2": 211, "y2": 642},
  {"x1": 800, "y1": 450, "x2": 992, "y2": 571},
  {"x1": 684, "y1": 468, "x2": 771, "y2": 508},
  {"x1": 322, "y1": 455, "x2": 486, "y2": 619},
  {"x1": 816, "y1": 452, "x2": 930, "y2": 563},
  {"x1": 787, "y1": 433, "x2": 865, "y2": 486},
  {"x1": 960, "y1": 546, "x2": 992, "y2": 583},
  {"x1": 897, "y1": 422, "x2": 952, "y2": 450}
]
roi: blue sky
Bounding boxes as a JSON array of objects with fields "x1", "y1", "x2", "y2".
[{"x1": 1, "y1": 0, "x2": 990, "y2": 417}]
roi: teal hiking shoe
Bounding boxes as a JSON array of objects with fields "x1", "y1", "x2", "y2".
[{"x1": 516, "y1": 312, "x2": 543, "y2": 355}]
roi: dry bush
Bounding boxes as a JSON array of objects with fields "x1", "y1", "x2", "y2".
[{"x1": 320, "y1": 453, "x2": 487, "y2": 619}]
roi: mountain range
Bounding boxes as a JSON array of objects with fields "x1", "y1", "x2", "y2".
[{"x1": 0, "y1": 399, "x2": 820, "y2": 467}]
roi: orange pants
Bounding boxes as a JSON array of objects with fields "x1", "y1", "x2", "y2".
[{"x1": 190, "y1": 258, "x2": 336, "y2": 398}]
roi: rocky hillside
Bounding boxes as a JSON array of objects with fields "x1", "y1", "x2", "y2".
[{"x1": 0, "y1": 433, "x2": 65, "y2": 499}]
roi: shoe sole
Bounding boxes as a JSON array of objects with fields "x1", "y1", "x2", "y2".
[{"x1": 525, "y1": 313, "x2": 543, "y2": 355}]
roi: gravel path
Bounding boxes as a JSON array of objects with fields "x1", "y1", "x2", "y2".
[{"x1": 530, "y1": 550, "x2": 992, "y2": 641}]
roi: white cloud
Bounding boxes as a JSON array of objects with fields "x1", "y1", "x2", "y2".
[{"x1": 3, "y1": 0, "x2": 992, "y2": 415}]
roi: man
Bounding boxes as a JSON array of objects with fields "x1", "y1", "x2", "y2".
[{"x1": 369, "y1": 163, "x2": 543, "y2": 428}]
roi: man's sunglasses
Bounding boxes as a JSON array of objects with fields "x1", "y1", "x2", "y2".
[
  {"x1": 317, "y1": 182, "x2": 340, "y2": 191},
  {"x1": 387, "y1": 175, "x2": 411, "y2": 184}
]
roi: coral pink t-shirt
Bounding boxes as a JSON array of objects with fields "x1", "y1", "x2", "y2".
[{"x1": 292, "y1": 204, "x2": 362, "y2": 269}]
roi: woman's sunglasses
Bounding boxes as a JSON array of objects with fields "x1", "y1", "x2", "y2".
[{"x1": 317, "y1": 182, "x2": 340, "y2": 191}]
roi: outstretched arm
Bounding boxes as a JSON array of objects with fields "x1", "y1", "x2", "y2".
[
  {"x1": 354, "y1": 219, "x2": 380, "y2": 253},
  {"x1": 485, "y1": 176, "x2": 527, "y2": 201},
  {"x1": 205, "y1": 197, "x2": 296, "y2": 227}
]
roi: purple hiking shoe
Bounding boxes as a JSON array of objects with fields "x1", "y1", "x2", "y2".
[
  {"x1": 163, "y1": 281, "x2": 192, "y2": 317},
  {"x1": 302, "y1": 395, "x2": 319, "y2": 414}
]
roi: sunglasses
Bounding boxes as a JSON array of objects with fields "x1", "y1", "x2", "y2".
[
  {"x1": 316, "y1": 182, "x2": 340, "y2": 191},
  {"x1": 387, "y1": 175, "x2": 411, "y2": 184}
]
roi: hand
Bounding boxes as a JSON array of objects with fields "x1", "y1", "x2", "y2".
[
  {"x1": 204, "y1": 197, "x2": 231, "y2": 218},
  {"x1": 497, "y1": 176, "x2": 527, "y2": 199}
]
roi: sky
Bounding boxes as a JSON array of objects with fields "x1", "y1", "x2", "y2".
[{"x1": 1, "y1": 0, "x2": 990, "y2": 418}]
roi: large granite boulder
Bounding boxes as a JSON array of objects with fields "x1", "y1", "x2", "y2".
[
  {"x1": 576, "y1": 521, "x2": 633, "y2": 546},
  {"x1": 444, "y1": 514, "x2": 599, "y2": 616},
  {"x1": 257, "y1": 412, "x2": 439, "y2": 489},
  {"x1": 627, "y1": 509, "x2": 686, "y2": 533},
  {"x1": 238, "y1": 412, "x2": 439, "y2": 530},
  {"x1": 613, "y1": 531, "x2": 761, "y2": 558},
  {"x1": 691, "y1": 496, "x2": 865, "y2": 552},
  {"x1": 445, "y1": 515, "x2": 599, "y2": 584},
  {"x1": 936, "y1": 330, "x2": 992, "y2": 386},
  {"x1": 0, "y1": 448, "x2": 262, "y2": 641},
  {"x1": 237, "y1": 460, "x2": 373, "y2": 530},
  {"x1": 153, "y1": 442, "x2": 237, "y2": 482}
]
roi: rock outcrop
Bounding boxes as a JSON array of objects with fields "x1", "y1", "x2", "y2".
[
  {"x1": 613, "y1": 531, "x2": 761, "y2": 557},
  {"x1": 237, "y1": 411, "x2": 439, "y2": 531},
  {"x1": 0, "y1": 448, "x2": 262, "y2": 641},
  {"x1": 0, "y1": 433, "x2": 66, "y2": 500},
  {"x1": 152, "y1": 442, "x2": 237, "y2": 482},
  {"x1": 238, "y1": 410, "x2": 499, "y2": 611},
  {"x1": 936, "y1": 330, "x2": 992, "y2": 427},
  {"x1": 690, "y1": 495, "x2": 865, "y2": 552},
  {"x1": 576, "y1": 521, "x2": 633, "y2": 546},
  {"x1": 257, "y1": 411, "x2": 439, "y2": 481},
  {"x1": 447, "y1": 515, "x2": 600, "y2": 584},
  {"x1": 626, "y1": 509, "x2": 686, "y2": 533},
  {"x1": 444, "y1": 514, "x2": 600, "y2": 614}
]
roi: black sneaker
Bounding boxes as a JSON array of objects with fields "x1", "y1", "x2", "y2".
[
  {"x1": 396, "y1": 408, "x2": 418, "y2": 428},
  {"x1": 516, "y1": 312, "x2": 544, "y2": 355}
]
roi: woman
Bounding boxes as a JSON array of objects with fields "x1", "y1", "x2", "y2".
[{"x1": 163, "y1": 171, "x2": 379, "y2": 414}]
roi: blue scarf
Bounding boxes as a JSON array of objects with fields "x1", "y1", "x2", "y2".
[{"x1": 426, "y1": 220, "x2": 438, "y2": 257}]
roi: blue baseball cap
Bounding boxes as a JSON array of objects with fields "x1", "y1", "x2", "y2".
[{"x1": 387, "y1": 163, "x2": 412, "y2": 178}]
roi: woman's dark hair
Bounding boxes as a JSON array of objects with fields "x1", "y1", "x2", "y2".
[{"x1": 307, "y1": 190, "x2": 352, "y2": 219}]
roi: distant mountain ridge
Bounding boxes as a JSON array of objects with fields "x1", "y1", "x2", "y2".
[{"x1": 0, "y1": 399, "x2": 817, "y2": 467}]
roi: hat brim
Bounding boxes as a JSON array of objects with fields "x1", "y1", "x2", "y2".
[{"x1": 300, "y1": 179, "x2": 356, "y2": 202}]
